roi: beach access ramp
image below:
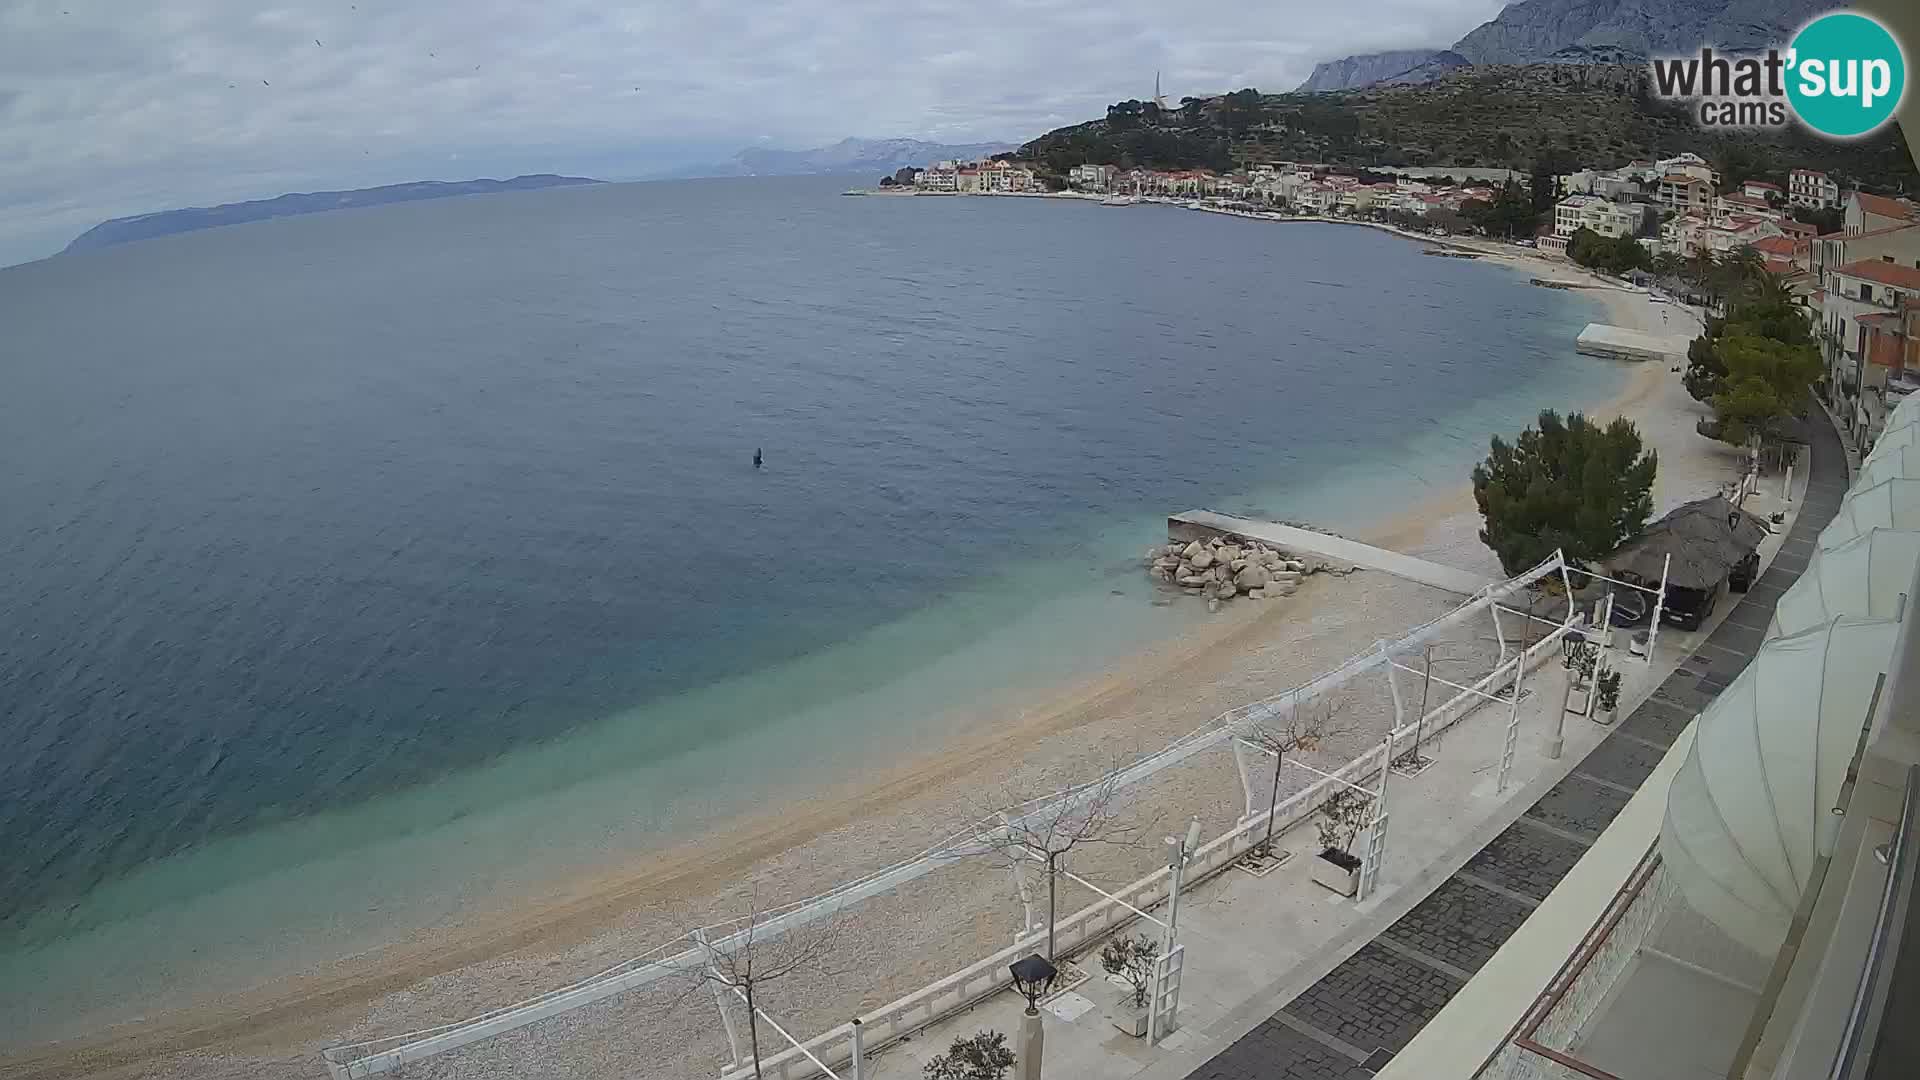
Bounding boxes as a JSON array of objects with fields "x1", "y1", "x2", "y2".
[{"x1": 1168, "y1": 510, "x2": 1495, "y2": 596}]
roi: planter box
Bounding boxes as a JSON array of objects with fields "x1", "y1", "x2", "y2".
[
  {"x1": 1309, "y1": 848, "x2": 1361, "y2": 897},
  {"x1": 1107, "y1": 1001, "x2": 1150, "y2": 1037},
  {"x1": 1595, "y1": 707, "x2": 1617, "y2": 725}
]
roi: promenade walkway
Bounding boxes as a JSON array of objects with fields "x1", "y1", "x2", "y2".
[
  {"x1": 1179, "y1": 406, "x2": 1847, "y2": 1080},
  {"x1": 1169, "y1": 511, "x2": 1493, "y2": 596}
]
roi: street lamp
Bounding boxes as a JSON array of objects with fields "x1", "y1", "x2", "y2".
[{"x1": 1008, "y1": 954, "x2": 1058, "y2": 1080}]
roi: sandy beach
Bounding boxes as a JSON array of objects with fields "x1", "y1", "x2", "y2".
[{"x1": 1, "y1": 233, "x2": 1745, "y2": 1080}]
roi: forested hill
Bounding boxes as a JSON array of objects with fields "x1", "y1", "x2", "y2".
[
  {"x1": 1009, "y1": 66, "x2": 1918, "y2": 193},
  {"x1": 64, "y1": 174, "x2": 601, "y2": 254}
]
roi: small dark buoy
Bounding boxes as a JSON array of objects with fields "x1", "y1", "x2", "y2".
[{"x1": 753, "y1": 448, "x2": 763, "y2": 469}]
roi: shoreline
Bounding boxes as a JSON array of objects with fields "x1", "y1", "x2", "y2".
[{"x1": 1, "y1": 213, "x2": 1711, "y2": 1079}]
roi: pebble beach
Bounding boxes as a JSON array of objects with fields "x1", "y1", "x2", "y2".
[{"x1": 3, "y1": 227, "x2": 1748, "y2": 1080}]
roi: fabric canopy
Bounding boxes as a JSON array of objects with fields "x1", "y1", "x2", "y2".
[
  {"x1": 1610, "y1": 496, "x2": 1769, "y2": 590},
  {"x1": 1856, "y1": 443, "x2": 1920, "y2": 489},
  {"x1": 1886, "y1": 391, "x2": 1920, "y2": 431},
  {"x1": 1661, "y1": 616, "x2": 1900, "y2": 955},
  {"x1": 1818, "y1": 478, "x2": 1920, "y2": 548},
  {"x1": 1767, "y1": 528, "x2": 1920, "y2": 638},
  {"x1": 1867, "y1": 419, "x2": 1920, "y2": 461}
]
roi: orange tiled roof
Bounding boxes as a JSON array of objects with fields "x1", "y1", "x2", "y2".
[
  {"x1": 1752, "y1": 236, "x2": 1798, "y2": 256},
  {"x1": 1857, "y1": 192, "x2": 1918, "y2": 221},
  {"x1": 1836, "y1": 259, "x2": 1920, "y2": 290}
]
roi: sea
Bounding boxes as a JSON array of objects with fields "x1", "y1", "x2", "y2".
[{"x1": 0, "y1": 176, "x2": 1616, "y2": 1039}]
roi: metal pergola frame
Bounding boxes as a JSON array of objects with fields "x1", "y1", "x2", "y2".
[{"x1": 322, "y1": 551, "x2": 1582, "y2": 1080}]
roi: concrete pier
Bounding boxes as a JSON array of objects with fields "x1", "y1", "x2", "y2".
[{"x1": 1168, "y1": 510, "x2": 1494, "y2": 596}]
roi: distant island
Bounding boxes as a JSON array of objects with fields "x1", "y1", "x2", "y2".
[
  {"x1": 659, "y1": 137, "x2": 1016, "y2": 180},
  {"x1": 63, "y1": 174, "x2": 602, "y2": 254}
]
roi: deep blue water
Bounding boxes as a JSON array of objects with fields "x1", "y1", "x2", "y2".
[{"x1": 0, "y1": 177, "x2": 1611, "y2": 1018}]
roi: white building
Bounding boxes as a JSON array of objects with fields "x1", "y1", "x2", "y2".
[
  {"x1": 1846, "y1": 190, "x2": 1920, "y2": 236},
  {"x1": 1655, "y1": 152, "x2": 1716, "y2": 183},
  {"x1": 1559, "y1": 168, "x2": 1644, "y2": 200},
  {"x1": 1553, "y1": 194, "x2": 1641, "y2": 238},
  {"x1": 1067, "y1": 164, "x2": 1116, "y2": 192},
  {"x1": 1656, "y1": 173, "x2": 1715, "y2": 214},
  {"x1": 1790, "y1": 168, "x2": 1841, "y2": 209},
  {"x1": 914, "y1": 162, "x2": 958, "y2": 192},
  {"x1": 1822, "y1": 236, "x2": 1920, "y2": 438},
  {"x1": 980, "y1": 160, "x2": 1036, "y2": 193}
]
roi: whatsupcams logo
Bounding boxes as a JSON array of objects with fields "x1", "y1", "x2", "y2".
[{"x1": 1649, "y1": 11, "x2": 1906, "y2": 139}]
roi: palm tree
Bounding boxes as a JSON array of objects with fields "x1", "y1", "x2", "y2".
[{"x1": 1683, "y1": 249, "x2": 1719, "y2": 307}]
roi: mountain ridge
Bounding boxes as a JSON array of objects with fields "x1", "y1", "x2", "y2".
[
  {"x1": 1295, "y1": 50, "x2": 1448, "y2": 93},
  {"x1": 64, "y1": 174, "x2": 600, "y2": 254},
  {"x1": 1296, "y1": 0, "x2": 1827, "y2": 92},
  {"x1": 1011, "y1": 62, "x2": 1917, "y2": 192}
]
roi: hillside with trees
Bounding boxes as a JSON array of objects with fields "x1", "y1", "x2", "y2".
[{"x1": 1008, "y1": 65, "x2": 1918, "y2": 192}]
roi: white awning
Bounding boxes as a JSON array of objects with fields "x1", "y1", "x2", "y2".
[
  {"x1": 1856, "y1": 443, "x2": 1920, "y2": 490},
  {"x1": 1768, "y1": 529, "x2": 1920, "y2": 639},
  {"x1": 1818, "y1": 478, "x2": 1920, "y2": 548},
  {"x1": 1867, "y1": 419, "x2": 1920, "y2": 461},
  {"x1": 1887, "y1": 390, "x2": 1920, "y2": 430},
  {"x1": 1661, "y1": 617, "x2": 1900, "y2": 955}
]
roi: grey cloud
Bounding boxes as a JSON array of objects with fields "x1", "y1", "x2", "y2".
[{"x1": 0, "y1": 0, "x2": 1503, "y2": 266}]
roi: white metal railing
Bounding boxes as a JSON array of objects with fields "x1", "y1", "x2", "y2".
[{"x1": 323, "y1": 551, "x2": 1575, "y2": 1078}]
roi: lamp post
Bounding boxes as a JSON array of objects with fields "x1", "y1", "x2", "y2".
[{"x1": 1009, "y1": 954, "x2": 1058, "y2": 1080}]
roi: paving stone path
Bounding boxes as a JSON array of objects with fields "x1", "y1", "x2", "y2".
[{"x1": 1187, "y1": 407, "x2": 1848, "y2": 1079}]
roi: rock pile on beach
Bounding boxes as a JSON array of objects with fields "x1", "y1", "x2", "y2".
[{"x1": 1145, "y1": 537, "x2": 1308, "y2": 611}]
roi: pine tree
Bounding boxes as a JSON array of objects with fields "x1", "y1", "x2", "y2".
[{"x1": 1472, "y1": 411, "x2": 1658, "y2": 576}]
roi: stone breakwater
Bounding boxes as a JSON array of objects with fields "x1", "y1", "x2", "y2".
[{"x1": 1145, "y1": 537, "x2": 1309, "y2": 611}]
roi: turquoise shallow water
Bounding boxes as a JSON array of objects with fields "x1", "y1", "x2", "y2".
[{"x1": 0, "y1": 177, "x2": 1614, "y2": 1035}]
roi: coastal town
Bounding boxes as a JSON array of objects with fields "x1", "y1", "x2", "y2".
[{"x1": 885, "y1": 150, "x2": 1920, "y2": 464}]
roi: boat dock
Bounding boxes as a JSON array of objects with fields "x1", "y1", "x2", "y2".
[{"x1": 1167, "y1": 510, "x2": 1495, "y2": 595}]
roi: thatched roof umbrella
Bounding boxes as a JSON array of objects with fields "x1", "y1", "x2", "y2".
[{"x1": 1609, "y1": 495, "x2": 1770, "y2": 590}]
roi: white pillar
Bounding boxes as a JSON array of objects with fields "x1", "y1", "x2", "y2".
[
  {"x1": 694, "y1": 930, "x2": 743, "y2": 1070},
  {"x1": 1497, "y1": 652, "x2": 1524, "y2": 793},
  {"x1": 850, "y1": 1018, "x2": 866, "y2": 1080},
  {"x1": 1382, "y1": 640, "x2": 1406, "y2": 731},
  {"x1": 1491, "y1": 605, "x2": 1509, "y2": 668},
  {"x1": 1009, "y1": 856, "x2": 1037, "y2": 944},
  {"x1": 1230, "y1": 738, "x2": 1257, "y2": 820},
  {"x1": 1016, "y1": 1008, "x2": 1045, "y2": 1080},
  {"x1": 1645, "y1": 554, "x2": 1672, "y2": 664}
]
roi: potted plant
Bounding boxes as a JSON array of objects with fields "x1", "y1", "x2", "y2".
[
  {"x1": 1562, "y1": 639, "x2": 1599, "y2": 715},
  {"x1": 925, "y1": 1030, "x2": 1016, "y2": 1080},
  {"x1": 1309, "y1": 788, "x2": 1370, "y2": 897},
  {"x1": 1595, "y1": 669, "x2": 1622, "y2": 725},
  {"x1": 1099, "y1": 935, "x2": 1160, "y2": 1037}
]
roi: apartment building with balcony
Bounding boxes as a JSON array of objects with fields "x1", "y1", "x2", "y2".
[
  {"x1": 1790, "y1": 168, "x2": 1841, "y2": 209},
  {"x1": 1656, "y1": 174, "x2": 1715, "y2": 215},
  {"x1": 1822, "y1": 251, "x2": 1920, "y2": 441},
  {"x1": 1067, "y1": 163, "x2": 1116, "y2": 192}
]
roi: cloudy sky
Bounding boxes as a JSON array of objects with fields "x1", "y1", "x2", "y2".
[{"x1": 0, "y1": 0, "x2": 1506, "y2": 266}]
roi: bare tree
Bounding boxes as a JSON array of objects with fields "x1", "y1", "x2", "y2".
[
  {"x1": 676, "y1": 898, "x2": 846, "y2": 1079},
  {"x1": 1241, "y1": 692, "x2": 1348, "y2": 860},
  {"x1": 972, "y1": 765, "x2": 1147, "y2": 962}
]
